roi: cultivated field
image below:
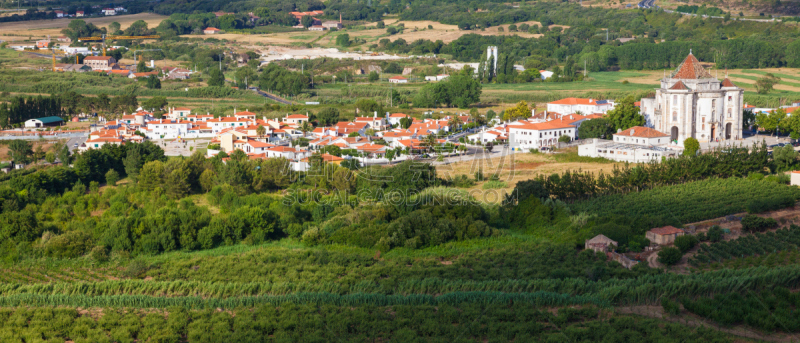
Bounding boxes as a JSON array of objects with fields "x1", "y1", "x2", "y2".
[{"x1": 0, "y1": 12, "x2": 167, "y2": 37}]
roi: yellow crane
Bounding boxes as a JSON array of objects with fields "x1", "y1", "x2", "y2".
[{"x1": 76, "y1": 34, "x2": 160, "y2": 56}]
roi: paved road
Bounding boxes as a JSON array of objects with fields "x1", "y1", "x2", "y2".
[
  {"x1": 255, "y1": 89, "x2": 292, "y2": 105},
  {"x1": 66, "y1": 135, "x2": 87, "y2": 153}
]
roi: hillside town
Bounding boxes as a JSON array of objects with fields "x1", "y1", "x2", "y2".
[{"x1": 23, "y1": 52, "x2": 781, "y2": 168}]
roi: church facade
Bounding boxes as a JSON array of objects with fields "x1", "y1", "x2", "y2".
[{"x1": 640, "y1": 53, "x2": 743, "y2": 145}]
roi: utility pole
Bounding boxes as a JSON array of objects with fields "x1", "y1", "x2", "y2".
[
  {"x1": 219, "y1": 53, "x2": 222, "y2": 71},
  {"x1": 584, "y1": 59, "x2": 587, "y2": 78}
]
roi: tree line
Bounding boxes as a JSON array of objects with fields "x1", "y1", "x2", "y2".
[{"x1": 0, "y1": 95, "x2": 63, "y2": 128}]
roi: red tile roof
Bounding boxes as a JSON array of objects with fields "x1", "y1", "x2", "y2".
[
  {"x1": 670, "y1": 53, "x2": 713, "y2": 79},
  {"x1": 511, "y1": 121, "x2": 575, "y2": 131},
  {"x1": 548, "y1": 97, "x2": 601, "y2": 105},
  {"x1": 85, "y1": 56, "x2": 114, "y2": 61},
  {"x1": 389, "y1": 113, "x2": 411, "y2": 118},
  {"x1": 389, "y1": 76, "x2": 407, "y2": 80},
  {"x1": 649, "y1": 226, "x2": 684, "y2": 236},
  {"x1": 669, "y1": 81, "x2": 688, "y2": 90},
  {"x1": 615, "y1": 126, "x2": 669, "y2": 138},
  {"x1": 721, "y1": 78, "x2": 736, "y2": 88},
  {"x1": 286, "y1": 114, "x2": 308, "y2": 119}
]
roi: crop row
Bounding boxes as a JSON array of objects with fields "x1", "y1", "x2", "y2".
[
  {"x1": 571, "y1": 178, "x2": 800, "y2": 223},
  {"x1": 2, "y1": 265, "x2": 799, "y2": 306},
  {"x1": 0, "y1": 291, "x2": 606, "y2": 309},
  {"x1": 690, "y1": 225, "x2": 800, "y2": 267}
]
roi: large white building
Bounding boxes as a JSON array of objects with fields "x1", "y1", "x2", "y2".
[
  {"x1": 508, "y1": 121, "x2": 576, "y2": 150},
  {"x1": 640, "y1": 52, "x2": 744, "y2": 145},
  {"x1": 546, "y1": 98, "x2": 615, "y2": 115},
  {"x1": 578, "y1": 126, "x2": 678, "y2": 163}
]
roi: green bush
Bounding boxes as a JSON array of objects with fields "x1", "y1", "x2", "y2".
[
  {"x1": 747, "y1": 172, "x2": 764, "y2": 180},
  {"x1": 657, "y1": 247, "x2": 683, "y2": 266},
  {"x1": 741, "y1": 215, "x2": 777, "y2": 232},
  {"x1": 673, "y1": 234, "x2": 698, "y2": 253},
  {"x1": 706, "y1": 225, "x2": 723, "y2": 242},
  {"x1": 661, "y1": 297, "x2": 681, "y2": 316},
  {"x1": 105, "y1": 169, "x2": 119, "y2": 186}
]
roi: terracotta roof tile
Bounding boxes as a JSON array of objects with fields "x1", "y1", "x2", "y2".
[
  {"x1": 669, "y1": 81, "x2": 689, "y2": 90},
  {"x1": 721, "y1": 78, "x2": 736, "y2": 88},
  {"x1": 615, "y1": 126, "x2": 670, "y2": 138},
  {"x1": 649, "y1": 226, "x2": 684, "y2": 236},
  {"x1": 670, "y1": 53, "x2": 713, "y2": 79}
]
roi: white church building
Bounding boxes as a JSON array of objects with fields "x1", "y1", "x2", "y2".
[{"x1": 640, "y1": 52, "x2": 744, "y2": 145}]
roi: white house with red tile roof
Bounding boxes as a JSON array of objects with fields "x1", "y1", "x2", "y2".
[
  {"x1": 234, "y1": 109, "x2": 257, "y2": 121},
  {"x1": 388, "y1": 76, "x2": 408, "y2": 83},
  {"x1": 380, "y1": 130, "x2": 415, "y2": 143},
  {"x1": 284, "y1": 114, "x2": 309, "y2": 126},
  {"x1": 547, "y1": 98, "x2": 615, "y2": 116},
  {"x1": 393, "y1": 139, "x2": 423, "y2": 150},
  {"x1": 387, "y1": 113, "x2": 412, "y2": 126},
  {"x1": 611, "y1": 126, "x2": 671, "y2": 145},
  {"x1": 356, "y1": 143, "x2": 388, "y2": 156},
  {"x1": 331, "y1": 121, "x2": 368, "y2": 136},
  {"x1": 234, "y1": 139, "x2": 275, "y2": 154},
  {"x1": 355, "y1": 113, "x2": 388, "y2": 130},
  {"x1": 204, "y1": 27, "x2": 221, "y2": 34},
  {"x1": 207, "y1": 116, "x2": 253, "y2": 133},
  {"x1": 508, "y1": 120, "x2": 577, "y2": 150},
  {"x1": 80, "y1": 137, "x2": 124, "y2": 151},
  {"x1": 266, "y1": 146, "x2": 299, "y2": 159},
  {"x1": 145, "y1": 119, "x2": 193, "y2": 139},
  {"x1": 578, "y1": 126, "x2": 678, "y2": 163},
  {"x1": 468, "y1": 126, "x2": 508, "y2": 144}
]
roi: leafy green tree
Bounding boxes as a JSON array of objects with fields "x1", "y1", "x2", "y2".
[
  {"x1": 57, "y1": 143, "x2": 71, "y2": 164},
  {"x1": 108, "y1": 21, "x2": 121, "y2": 34},
  {"x1": 137, "y1": 60, "x2": 151, "y2": 73},
  {"x1": 301, "y1": 15, "x2": 315, "y2": 28},
  {"x1": 674, "y1": 234, "x2": 698, "y2": 253},
  {"x1": 368, "y1": 71, "x2": 379, "y2": 82},
  {"x1": 706, "y1": 225, "x2": 723, "y2": 242},
  {"x1": 142, "y1": 96, "x2": 168, "y2": 111},
  {"x1": 399, "y1": 116, "x2": 413, "y2": 129},
  {"x1": 755, "y1": 73, "x2": 780, "y2": 94},
  {"x1": 683, "y1": 137, "x2": 700, "y2": 156},
  {"x1": 124, "y1": 147, "x2": 143, "y2": 180},
  {"x1": 336, "y1": 34, "x2": 350, "y2": 47},
  {"x1": 317, "y1": 108, "x2": 340, "y2": 126},
  {"x1": 578, "y1": 118, "x2": 614, "y2": 139},
  {"x1": 658, "y1": 247, "x2": 682, "y2": 266},
  {"x1": 105, "y1": 169, "x2": 119, "y2": 186},
  {"x1": 45, "y1": 151, "x2": 55, "y2": 164},
  {"x1": 773, "y1": 144, "x2": 798, "y2": 170},
  {"x1": 376, "y1": 21, "x2": 385, "y2": 28},
  {"x1": 606, "y1": 96, "x2": 644, "y2": 131},
  {"x1": 503, "y1": 101, "x2": 530, "y2": 121},
  {"x1": 138, "y1": 160, "x2": 164, "y2": 191},
  {"x1": 207, "y1": 68, "x2": 225, "y2": 87},
  {"x1": 8, "y1": 140, "x2": 32, "y2": 164},
  {"x1": 145, "y1": 75, "x2": 161, "y2": 89}
]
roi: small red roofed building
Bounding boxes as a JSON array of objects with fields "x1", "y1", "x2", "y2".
[
  {"x1": 646, "y1": 226, "x2": 685, "y2": 245},
  {"x1": 388, "y1": 76, "x2": 408, "y2": 84},
  {"x1": 203, "y1": 27, "x2": 221, "y2": 35},
  {"x1": 613, "y1": 126, "x2": 671, "y2": 145}
]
